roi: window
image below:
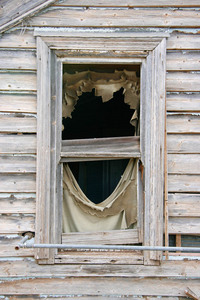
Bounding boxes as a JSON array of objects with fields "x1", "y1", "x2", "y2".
[{"x1": 35, "y1": 30, "x2": 167, "y2": 265}]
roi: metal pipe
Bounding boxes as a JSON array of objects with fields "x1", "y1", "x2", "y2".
[
  {"x1": 18, "y1": 240, "x2": 200, "y2": 253},
  {"x1": 15, "y1": 235, "x2": 30, "y2": 250}
]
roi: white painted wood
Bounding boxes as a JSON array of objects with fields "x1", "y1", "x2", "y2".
[
  {"x1": 0, "y1": 72, "x2": 37, "y2": 91},
  {"x1": 167, "y1": 51, "x2": 200, "y2": 71},
  {"x1": 0, "y1": 50, "x2": 36, "y2": 70}
]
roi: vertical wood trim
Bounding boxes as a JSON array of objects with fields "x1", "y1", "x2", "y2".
[{"x1": 35, "y1": 37, "x2": 51, "y2": 260}]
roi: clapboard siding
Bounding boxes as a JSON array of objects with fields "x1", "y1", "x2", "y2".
[
  {"x1": 166, "y1": 94, "x2": 200, "y2": 112},
  {"x1": 166, "y1": 72, "x2": 200, "y2": 92},
  {"x1": 0, "y1": 174, "x2": 36, "y2": 193},
  {"x1": 168, "y1": 193, "x2": 200, "y2": 217},
  {"x1": 0, "y1": 194, "x2": 36, "y2": 213},
  {"x1": 0, "y1": 72, "x2": 37, "y2": 91},
  {"x1": 0, "y1": 114, "x2": 37, "y2": 133},
  {"x1": 167, "y1": 33, "x2": 200, "y2": 50},
  {"x1": 30, "y1": 8, "x2": 200, "y2": 28},
  {"x1": 167, "y1": 114, "x2": 200, "y2": 133},
  {"x1": 168, "y1": 154, "x2": 200, "y2": 174},
  {"x1": 0, "y1": 156, "x2": 36, "y2": 173},
  {"x1": 0, "y1": 30, "x2": 36, "y2": 49},
  {"x1": 0, "y1": 50, "x2": 36, "y2": 70},
  {"x1": 168, "y1": 175, "x2": 200, "y2": 192},
  {"x1": 0, "y1": 94, "x2": 37, "y2": 113},
  {"x1": 168, "y1": 217, "x2": 200, "y2": 234},
  {"x1": 167, "y1": 134, "x2": 200, "y2": 153},
  {"x1": 166, "y1": 51, "x2": 200, "y2": 71},
  {"x1": 0, "y1": 134, "x2": 36, "y2": 154},
  {"x1": 0, "y1": 234, "x2": 34, "y2": 257},
  {"x1": 0, "y1": 215, "x2": 35, "y2": 234}
]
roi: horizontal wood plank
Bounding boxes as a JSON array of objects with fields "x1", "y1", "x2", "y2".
[
  {"x1": 167, "y1": 33, "x2": 200, "y2": 50},
  {"x1": 168, "y1": 217, "x2": 200, "y2": 234},
  {"x1": 0, "y1": 215, "x2": 35, "y2": 234},
  {"x1": 168, "y1": 174, "x2": 200, "y2": 192},
  {"x1": 0, "y1": 194, "x2": 36, "y2": 213},
  {"x1": 0, "y1": 72, "x2": 36, "y2": 92},
  {"x1": 0, "y1": 156, "x2": 36, "y2": 173},
  {"x1": 54, "y1": 0, "x2": 200, "y2": 7},
  {"x1": 168, "y1": 154, "x2": 200, "y2": 174},
  {"x1": 0, "y1": 50, "x2": 36, "y2": 70},
  {"x1": 168, "y1": 193, "x2": 200, "y2": 217},
  {"x1": 0, "y1": 277, "x2": 199, "y2": 296},
  {"x1": 0, "y1": 94, "x2": 37, "y2": 113},
  {"x1": 0, "y1": 174, "x2": 36, "y2": 192},
  {"x1": 0, "y1": 114, "x2": 37, "y2": 133},
  {"x1": 0, "y1": 134, "x2": 36, "y2": 154},
  {"x1": 0, "y1": 30, "x2": 36, "y2": 49},
  {"x1": 0, "y1": 234, "x2": 34, "y2": 257},
  {"x1": 62, "y1": 229, "x2": 139, "y2": 245},
  {"x1": 167, "y1": 114, "x2": 200, "y2": 133},
  {"x1": 0, "y1": 259, "x2": 200, "y2": 278},
  {"x1": 167, "y1": 51, "x2": 200, "y2": 71},
  {"x1": 166, "y1": 72, "x2": 200, "y2": 92},
  {"x1": 61, "y1": 136, "x2": 140, "y2": 161},
  {"x1": 167, "y1": 134, "x2": 200, "y2": 154},
  {"x1": 30, "y1": 9, "x2": 200, "y2": 28},
  {"x1": 166, "y1": 94, "x2": 200, "y2": 112}
]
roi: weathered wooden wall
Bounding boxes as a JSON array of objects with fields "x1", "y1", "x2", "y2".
[{"x1": 0, "y1": 0, "x2": 200, "y2": 298}]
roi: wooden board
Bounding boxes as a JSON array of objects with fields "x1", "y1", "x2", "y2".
[
  {"x1": 0, "y1": 134, "x2": 36, "y2": 154},
  {"x1": 0, "y1": 193, "x2": 36, "y2": 213},
  {"x1": 167, "y1": 114, "x2": 200, "y2": 133},
  {"x1": 54, "y1": 0, "x2": 200, "y2": 7},
  {"x1": 168, "y1": 154, "x2": 200, "y2": 174},
  {"x1": 0, "y1": 234, "x2": 34, "y2": 257},
  {"x1": 0, "y1": 72, "x2": 36, "y2": 92},
  {"x1": 166, "y1": 94, "x2": 200, "y2": 112},
  {"x1": 29, "y1": 8, "x2": 200, "y2": 28},
  {"x1": 0, "y1": 156, "x2": 36, "y2": 173},
  {"x1": 167, "y1": 33, "x2": 200, "y2": 50},
  {"x1": 166, "y1": 73, "x2": 200, "y2": 92},
  {"x1": 168, "y1": 175, "x2": 200, "y2": 192},
  {"x1": 0, "y1": 215, "x2": 35, "y2": 233},
  {"x1": 62, "y1": 229, "x2": 139, "y2": 245},
  {"x1": 0, "y1": 114, "x2": 37, "y2": 133},
  {"x1": 167, "y1": 134, "x2": 200, "y2": 154},
  {"x1": 0, "y1": 277, "x2": 199, "y2": 296},
  {"x1": 168, "y1": 217, "x2": 200, "y2": 234},
  {"x1": 0, "y1": 50, "x2": 36, "y2": 70},
  {"x1": 0, "y1": 174, "x2": 36, "y2": 192},
  {"x1": 0, "y1": 94, "x2": 37, "y2": 113},
  {"x1": 61, "y1": 136, "x2": 140, "y2": 161},
  {"x1": 168, "y1": 193, "x2": 200, "y2": 217},
  {"x1": 0, "y1": 30, "x2": 36, "y2": 49},
  {"x1": 167, "y1": 51, "x2": 200, "y2": 71}
]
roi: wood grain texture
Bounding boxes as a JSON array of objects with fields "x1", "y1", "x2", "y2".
[
  {"x1": 54, "y1": 0, "x2": 200, "y2": 7},
  {"x1": 0, "y1": 193, "x2": 36, "y2": 213},
  {"x1": 166, "y1": 94, "x2": 200, "y2": 112},
  {"x1": 166, "y1": 73, "x2": 200, "y2": 92},
  {"x1": 0, "y1": 30, "x2": 36, "y2": 49},
  {"x1": 0, "y1": 50, "x2": 36, "y2": 70},
  {"x1": 167, "y1": 51, "x2": 200, "y2": 71},
  {"x1": 167, "y1": 33, "x2": 200, "y2": 50},
  {"x1": 168, "y1": 154, "x2": 200, "y2": 174},
  {"x1": 0, "y1": 114, "x2": 36, "y2": 133},
  {"x1": 0, "y1": 277, "x2": 199, "y2": 296},
  {"x1": 168, "y1": 174, "x2": 200, "y2": 192},
  {"x1": 168, "y1": 193, "x2": 200, "y2": 217},
  {"x1": 0, "y1": 155, "x2": 36, "y2": 173},
  {"x1": 0, "y1": 72, "x2": 37, "y2": 92},
  {"x1": 0, "y1": 234, "x2": 34, "y2": 257},
  {"x1": 0, "y1": 215, "x2": 35, "y2": 233},
  {"x1": 0, "y1": 94, "x2": 37, "y2": 113},
  {"x1": 29, "y1": 8, "x2": 200, "y2": 28},
  {"x1": 0, "y1": 134, "x2": 36, "y2": 154},
  {"x1": 0, "y1": 174, "x2": 36, "y2": 192},
  {"x1": 167, "y1": 114, "x2": 200, "y2": 133},
  {"x1": 168, "y1": 217, "x2": 200, "y2": 234},
  {"x1": 167, "y1": 134, "x2": 200, "y2": 153}
]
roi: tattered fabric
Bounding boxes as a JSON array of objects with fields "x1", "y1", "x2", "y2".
[
  {"x1": 62, "y1": 69, "x2": 140, "y2": 128},
  {"x1": 62, "y1": 159, "x2": 138, "y2": 233}
]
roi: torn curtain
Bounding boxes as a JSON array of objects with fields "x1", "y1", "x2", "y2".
[{"x1": 62, "y1": 159, "x2": 138, "y2": 233}]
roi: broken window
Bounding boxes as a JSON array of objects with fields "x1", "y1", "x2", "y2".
[{"x1": 62, "y1": 65, "x2": 140, "y2": 233}]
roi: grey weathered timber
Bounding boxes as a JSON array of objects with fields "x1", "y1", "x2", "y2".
[
  {"x1": 0, "y1": 193, "x2": 36, "y2": 213},
  {"x1": 168, "y1": 174, "x2": 200, "y2": 192},
  {"x1": 168, "y1": 154, "x2": 200, "y2": 174},
  {"x1": 0, "y1": 94, "x2": 37, "y2": 113},
  {"x1": 167, "y1": 51, "x2": 200, "y2": 71},
  {"x1": 0, "y1": 114, "x2": 36, "y2": 133},
  {"x1": 168, "y1": 193, "x2": 200, "y2": 217},
  {"x1": 0, "y1": 72, "x2": 37, "y2": 92},
  {"x1": 0, "y1": 174, "x2": 36, "y2": 193},
  {"x1": 62, "y1": 229, "x2": 139, "y2": 245},
  {"x1": 0, "y1": 134, "x2": 36, "y2": 154},
  {"x1": 167, "y1": 94, "x2": 200, "y2": 112},
  {"x1": 167, "y1": 33, "x2": 200, "y2": 50},
  {"x1": 167, "y1": 114, "x2": 200, "y2": 133},
  {"x1": 167, "y1": 134, "x2": 200, "y2": 154},
  {"x1": 0, "y1": 30, "x2": 36, "y2": 49},
  {"x1": 30, "y1": 9, "x2": 200, "y2": 28},
  {"x1": 167, "y1": 72, "x2": 200, "y2": 92},
  {"x1": 0, "y1": 234, "x2": 34, "y2": 257},
  {"x1": 0, "y1": 155, "x2": 36, "y2": 173},
  {"x1": 168, "y1": 217, "x2": 200, "y2": 234},
  {"x1": 0, "y1": 50, "x2": 36, "y2": 70},
  {"x1": 0, "y1": 215, "x2": 35, "y2": 234}
]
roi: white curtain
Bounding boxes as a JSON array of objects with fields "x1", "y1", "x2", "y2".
[{"x1": 62, "y1": 159, "x2": 138, "y2": 233}]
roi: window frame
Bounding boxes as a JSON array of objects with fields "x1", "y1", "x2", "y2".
[{"x1": 35, "y1": 30, "x2": 167, "y2": 265}]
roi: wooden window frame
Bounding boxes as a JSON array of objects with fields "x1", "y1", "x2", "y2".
[{"x1": 35, "y1": 30, "x2": 167, "y2": 265}]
